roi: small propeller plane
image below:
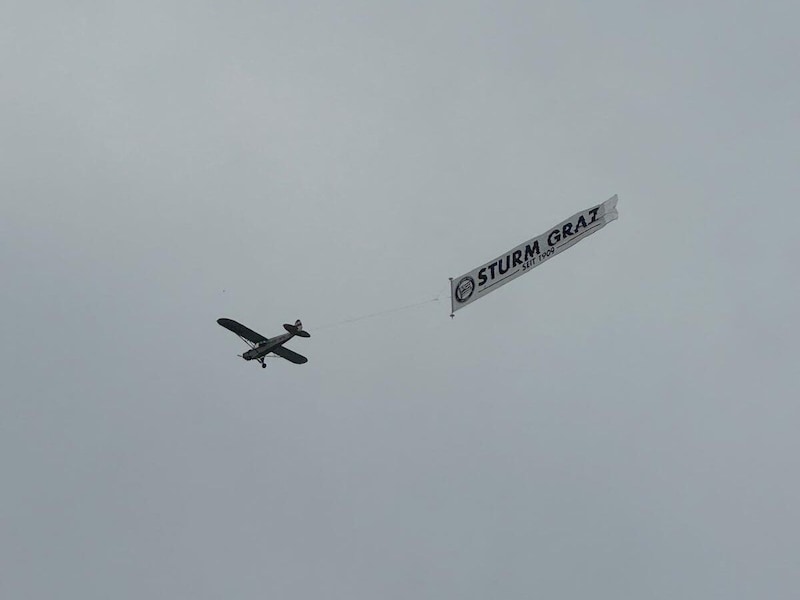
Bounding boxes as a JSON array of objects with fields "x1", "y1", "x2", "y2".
[{"x1": 217, "y1": 318, "x2": 310, "y2": 368}]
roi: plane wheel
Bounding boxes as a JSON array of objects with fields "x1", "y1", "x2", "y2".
[{"x1": 261, "y1": 363, "x2": 266, "y2": 368}]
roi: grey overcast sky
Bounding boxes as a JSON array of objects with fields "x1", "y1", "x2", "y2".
[{"x1": 2, "y1": 1, "x2": 798, "y2": 598}]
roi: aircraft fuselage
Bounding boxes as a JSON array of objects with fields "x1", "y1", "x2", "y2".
[{"x1": 242, "y1": 332, "x2": 294, "y2": 361}]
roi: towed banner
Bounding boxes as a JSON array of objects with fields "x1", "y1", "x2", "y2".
[{"x1": 450, "y1": 195, "x2": 619, "y2": 314}]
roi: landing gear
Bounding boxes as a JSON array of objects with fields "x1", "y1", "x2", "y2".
[{"x1": 261, "y1": 362, "x2": 266, "y2": 369}]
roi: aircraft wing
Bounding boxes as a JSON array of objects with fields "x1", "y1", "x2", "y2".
[
  {"x1": 271, "y1": 345, "x2": 308, "y2": 364},
  {"x1": 217, "y1": 318, "x2": 268, "y2": 345}
]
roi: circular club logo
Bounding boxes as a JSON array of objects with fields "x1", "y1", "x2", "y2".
[{"x1": 454, "y1": 276, "x2": 475, "y2": 303}]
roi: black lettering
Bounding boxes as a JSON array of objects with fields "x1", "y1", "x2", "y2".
[
  {"x1": 524, "y1": 241, "x2": 540, "y2": 259},
  {"x1": 512, "y1": 250, "x2": 523, "y2": 267},
  {"x1": 562, "y1": 223, "x2": 573, "y2": 237},
  {"x1": 487, "y1": 262, "x2": 498, "y2": 279},
  {"x1": 478, "y1": 268, "x2": 488, "y2": 286},
  {"x1": 547, "y1": 229, "x2": 561, "y2": 246},
  {"x1": 575, "y1": 215, "x2": 587, "y2": 232},
  {"x1": 588, "y1": 207, "x2": 600, "y2": 223},
  {"x1": 498, "y1": 255, "x2": 510, "y2": 275}
]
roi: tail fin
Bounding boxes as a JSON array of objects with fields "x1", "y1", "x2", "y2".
[{"x1": 283, "y1": 319, "x2": 311, "y2": 338}]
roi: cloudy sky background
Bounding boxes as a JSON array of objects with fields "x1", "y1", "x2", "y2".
[{"x1": 2, "y1": 1, "x2": 798, "y2": 598}]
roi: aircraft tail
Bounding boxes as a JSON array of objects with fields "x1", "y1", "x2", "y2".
[{"x1": 283, "y1": 319, "x2": 311, "y2": 338}]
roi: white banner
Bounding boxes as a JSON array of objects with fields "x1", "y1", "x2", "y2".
[{"x1": 450, "y1": 195, "x2": 619, "y2": 314}]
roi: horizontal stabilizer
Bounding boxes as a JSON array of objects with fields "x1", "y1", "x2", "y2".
[{"x1": 283, "y1": 319, "x2": 311, "y2": 338}]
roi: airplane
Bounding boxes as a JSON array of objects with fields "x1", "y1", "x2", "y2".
[{"x1": 217, "y1": 318, "x2": 310, "y2": 368}]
